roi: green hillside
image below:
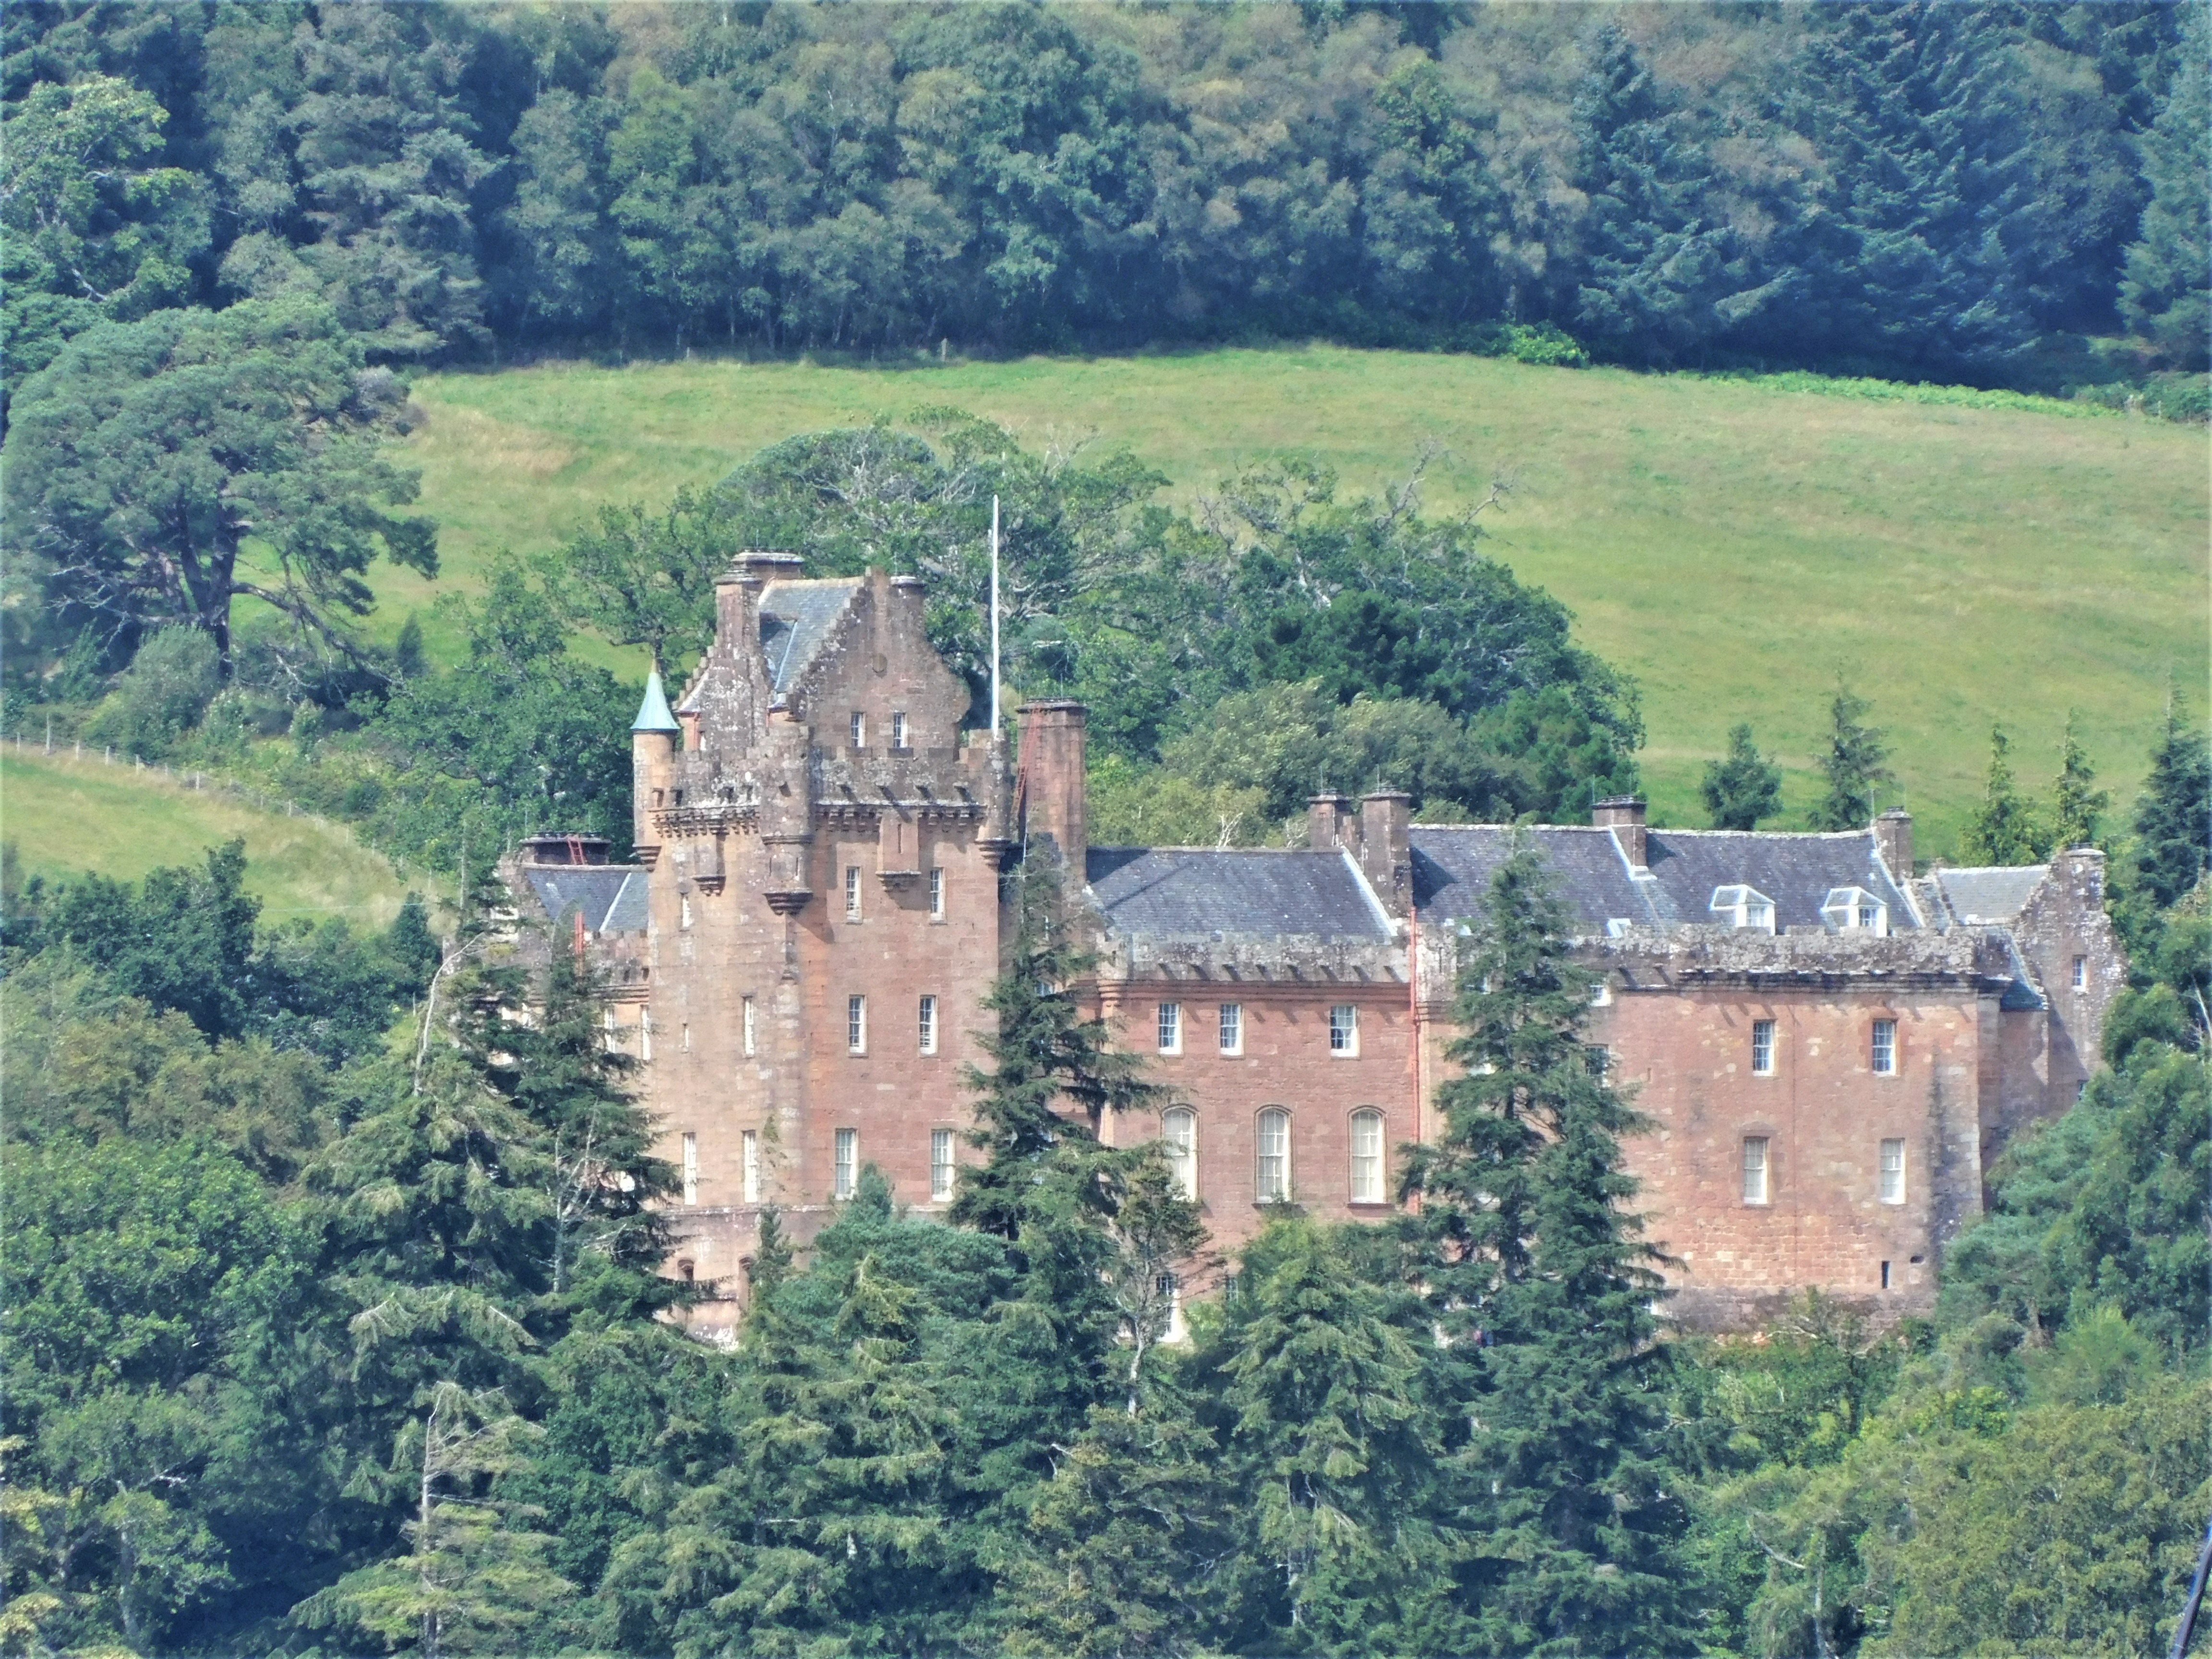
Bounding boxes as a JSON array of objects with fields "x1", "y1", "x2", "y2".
[
  {"x1": 379, "y1": 348, "x2": 2208, "y2": 856},
  {"x1": 2, "y1": 748, "x2": 418, "y2": 928}
]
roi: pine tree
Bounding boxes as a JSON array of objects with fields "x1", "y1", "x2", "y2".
[
  {"x1": 1401, "y1": 838, "x2": 1694, "y2": 1654},
  {"x1": 1201, "y1": 1217, "x2": 1455, "y2": 1656},
  {"x1": 1960, "y1": 725, "x2": 2046, "y2": 865},
  {"x1": 2129, "y1": 698, "x2": 2212, "y2": 910},
  {"x1": 952, "y1": 857, "x2": 1168, "y2": 1242},
  {"x1": 1702, "y1": 722, "x2": 1785, "y2": 830},
  {"x1": 2120, "y1": 2, "x2": 2210, "y2": 366},
  {"x1": 2049, "y1": 715, "x2": 2110, "y2": 853},
  {"x1": 1808, "y1": 680, "x2": 1893, "y2": 831}
]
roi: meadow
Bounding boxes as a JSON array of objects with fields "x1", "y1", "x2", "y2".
[
  {"x1": 2, "y1": 746, "x2": 418, "y2": 927},
  {"x1": 371, "y1": 347, "x2": 2207, "y2": 855}
]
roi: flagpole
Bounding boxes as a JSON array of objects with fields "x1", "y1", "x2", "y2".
[{"x1": 989, "y1": 494, "x2": 1001, "y2": 737}]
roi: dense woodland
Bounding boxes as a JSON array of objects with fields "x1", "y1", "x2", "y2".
[
  {"x1": 0, "y1": 709, "x2": 2207, "y2": 1657},
  {"x1": 4, "y1": 1, "x2": 2207, "y2": 387}
]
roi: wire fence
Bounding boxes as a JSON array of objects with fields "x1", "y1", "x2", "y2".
[{"x1": 4, "y1": 730, "x2": 440, "y2": 906}]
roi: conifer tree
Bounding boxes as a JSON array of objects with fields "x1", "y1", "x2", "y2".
[
  {"x1": 2048, "y1": 715, "x2": 2110, "y2": 853},
  {"x1": 1960, "y1": 725, "x2": 2046, "y2": 865},
  {"x1": 1808, "y1": 680, "x2": 1892, "y2": 831},
  {"x1": 1401, "y1": 838, "x2": 1693, "y2": 1653},
  {"x1": 2120, "y1": 1, "x2": 2210, "y2": 366},
  {"x1": 1201, "y1": 1218, "x2": 1454, "y2": 1657},
  {"x1": 1702, "y1": 722, "x2": 1785, "y2": 830},
  {"x1": 2128, "y1": 698, "x2": 2212, "y2": 911},
  {"x1": 953, "y1": 856, "x2": 1168, "y2": 1241}
]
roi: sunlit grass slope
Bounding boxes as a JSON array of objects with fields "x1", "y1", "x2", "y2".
[
  {"x1": 2, "y1": 749, "x2": 416, "y2": 928},
  {"x1": 386, "y1": 346, "x2": 2208, "y2": 857}
]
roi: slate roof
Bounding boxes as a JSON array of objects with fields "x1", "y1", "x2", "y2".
[
  {"x1": 1086, "y1": 847, "x2": 1393, "y2": 942},
  {"x1": 521, "y1": 867, "x2": 650, "y2": 935},
  {"x1": 1410, "y1": 826, "x2": 1920, "y2": 934},
  {"x1": 1930, "y1": 866, "x2": 2046, "y2": 926},
  {"x1": 759, "y1": 579, "x2": 860, "y2": 695}
]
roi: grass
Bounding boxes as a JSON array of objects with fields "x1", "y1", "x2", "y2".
[
  {"x1": 2, "y1": 746, "x2": 419, "y2": 929},
  {"x1": 374, "y1": 345, "x2": 2206, "y2": 858}
]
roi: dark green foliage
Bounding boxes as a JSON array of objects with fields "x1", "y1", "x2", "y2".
[
  {"x1": 1807, "y1": 679, "x2": 1892, "y2": 832},
  {"x1": 1, "y1": 297, "x2": 437, "y2": 677},
  {"x1": 2127, "y1": 698, "x2": 2212, "y2": 912},
  {"x1": 2049, "y1": 713, "x2": 2110, "y2": 851},
  {"x1": 2121, "y1": 2, "x2": 2211, "y2": 365},
  {"x1": 1959, "y1": 724, "x2": 2045, "y2": 865},
  {"x1": 1402, "y1": 837, "x2": 1694, "y2": 1654},
  {"x1": 36, "y1": 840, "x2": 259, "y2": 1038},
  {"x1": 540, "y1": 486, "x2": 740, "y2": 677},
  {"x1": 1701, "y1": 722, "x2": 1784, "y2": 831}
]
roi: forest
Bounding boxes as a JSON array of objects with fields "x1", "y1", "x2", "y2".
[
  {"x1": 4, "y1": 0, "x2": 2207, "y2": 392},
  {"x1": 1, "y1": 706, "x2": 2207, "y2": 1656}
]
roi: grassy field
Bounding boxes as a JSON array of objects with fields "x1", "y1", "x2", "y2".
[
  {"x1": 372, "y1": 346, "x2": 2206, "y2": 857},
  {"x1": 2, "y1": 746, "x2": 418, "y2": 929}
]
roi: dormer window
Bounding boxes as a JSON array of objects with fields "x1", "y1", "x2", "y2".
[
  {"x1": 1821, "y1": 887, "x2": 1888, "y2": 936},
  {"x1": 1709, "y1": 885, "x2": 1776, "y2": 933}
]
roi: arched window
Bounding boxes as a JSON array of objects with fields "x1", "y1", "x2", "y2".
[
  {"x1": 1163, "y1": 1107, "x2": 1198, "y2": 1201},
  {"x1": 1256, "y1": 1108, "x2": 1291, "y2": 1202},
  {"x1": 1348, "y1": 1109, "x2": 1385, "y2": 1204}
]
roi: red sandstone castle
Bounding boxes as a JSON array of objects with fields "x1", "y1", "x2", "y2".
[{"x1": 512, "y1": 554, "x2": 2124, "y2": 1334}]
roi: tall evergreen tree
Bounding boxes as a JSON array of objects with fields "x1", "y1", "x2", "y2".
[
  {"x1": 2049, "y1": 715, "x2": 2110, "y2": 852},
  {"x1": 2128, "y1": 698, "x2": 2212, "y2": 911},
  {"x1": 2119, "y1": 1, "x2": 2210, "y2": 366},
  {"x1": 1702, "y1": 722, "x2": 1785, "y2": 830},
  {"x1": 1808, "y1": 680, "x2": 1893, "y2": 832},
  {"x1": 1401, "y1": 838, "x2": 1694, "y2": 1654},
  {"x1": 1960, "y1": 725, "x2": 2045, "y2": 865}
]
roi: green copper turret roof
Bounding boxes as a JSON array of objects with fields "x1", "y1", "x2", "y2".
[{"x1": 631, "y1": 669, "x2": 680, "y2": 733}]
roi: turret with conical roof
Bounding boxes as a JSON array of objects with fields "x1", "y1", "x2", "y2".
[{"x1": 631, "y1": 669, "x2": 679, "y2": 863}]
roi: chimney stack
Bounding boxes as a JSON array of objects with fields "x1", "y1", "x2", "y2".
[
  {"x1": 1873, "y1": 807, "x2": 1914, "y2": 878},
  {"x1": 1593, "y1": 795, "x2": 1648, "y2": 870},
  {"x1": 1307, "y1": 793, "x2": 1356, "y2": 854},
  {"x1": 1359, "y1": 790, "x2": 1412, "y2": 914},
  {"x1": 1018, "y1": 701, "x2": 1087, "y2": 875}
]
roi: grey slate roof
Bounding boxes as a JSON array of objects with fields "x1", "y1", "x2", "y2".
[
  {"x1": 521, "y1": 867, "x2": 650, "y2": 935},
  {"x1": 759, "y1": 580, "x2": 860, "y2": 695},
  {"x1": 1410, "y1": 826, "x2": 1920, "y2": 934},
  {"x1": 1931, "y1": 866, "x2": 2046, "y2": 925},
  {"x1": 1086, "y1": 847, "x2": 1393, "y2": 941}
]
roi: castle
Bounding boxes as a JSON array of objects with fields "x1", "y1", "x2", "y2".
[{"x1": 511, "y1": 554, "x2": 2124, "y2": 1334}]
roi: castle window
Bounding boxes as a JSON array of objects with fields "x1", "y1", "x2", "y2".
[
  {"x1": 681, "y1": 1022, "x2": 691, "y2": 1053},
  {"x1": 641, "y1": 1011, "x2": 653, "y2": 1062},
  {"x1": 1587, "y1": 1045, "x2": 1611, "y2": 1083},
  {"x1": 931, "y1": 1129, "x2": 955, "y2": 1202},
  {"x1": 1871, "y1": 1018, "x2": 1897, "y2": 1075},
  {"x1": 1708, "y1": 885, "x2": 1776, "y2": 933},
  {"x1": 2072, "y1": 955, "x2": 2087, "y2": 990},
  {"x1": 680, "y1": 895, "x2": 693, "y2": 930},
  {"x1": 1157, "y1": 1002, "x2": 1182, "y2": 1055},
  {"x1": 1821, "y1": 887, "x2": 1888, "y2": 936},
  {"x1": 1879, "y1": 1138, "x2": 1906, "y2": 1204},
  {"x1": 1742, "y1": 1137, "x2": 1770, "y2": 1205},
  {"x1": 1881, "y1": 1260, "x2": 1892, "y2": 1290},
  {"x1": 682, "y1": 1132, "x2": 699, "y2": 1206},
  {"x1": 1349, "y1": 1108, "x2": 1385, "y2": 1204},
  {"x1": 891, "y1": 711, "x2": 909, "y2": 750},
  {"x1": 845, "y1": 866, "x2": 863, "y2": 921},
  {"x1": 1329, "y1": 1005, "x2": 1359, "y2": 1056},
  {"x1": 834, "y1": 1129, "x2": 857, "y2": 1200},
  {"x1": 850, "y1": 712, "x2": 866, "y2": 749},
  {"x1": 1163, "y1": 1107, "x2": 1198, "y2": 1200},
  {"x1": 848, "y1": 994, "x2": 867, "y2": 1055},
  {"x1": 742, "y1": 1130, "x2": 760, "y2": 1203},
  {"x1": 1219, "y1": 1002, "x2": 1243, "y2": 1055},
  {"x1": 918, "y1": 995, "x2": 938, "y2": 1055},
  {"x1": 742, "y1": 995, "x2": 757, "y2": 1057},
  {"x1": 1257, "y1": 1108, "x2": 1292, "y2": 1202},
  {"x1": 1752, "y1": 1019, "x2": 1776, "y2": 1076},
  {"x1": 929, "y1": 867, "x2": 945, "y2": 919}
]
